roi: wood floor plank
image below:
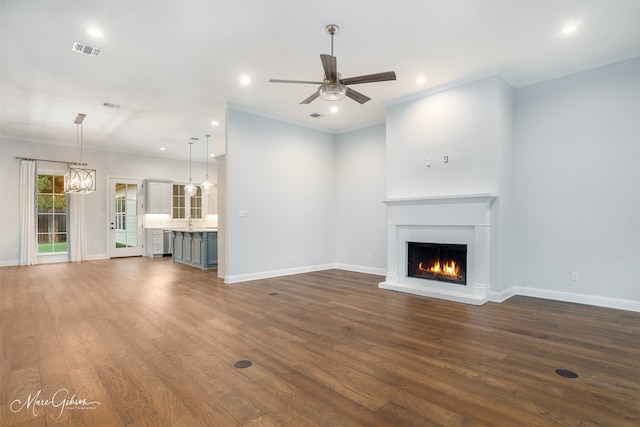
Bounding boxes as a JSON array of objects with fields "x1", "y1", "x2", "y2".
[{"x1": 2, "y1": 258, "x2": 640, "y2": 426}]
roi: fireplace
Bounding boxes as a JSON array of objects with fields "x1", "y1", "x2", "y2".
[
  {"x1": 407, "y1": 242, "x2": 467, "y2": 285},
  {"x1": 380, "y1": 194, "x2": 497, "y2": 305}
]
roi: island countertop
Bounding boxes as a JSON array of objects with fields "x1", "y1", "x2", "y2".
[{"x1": 165, "y1": 228, "x2": 218, "y2": 233}]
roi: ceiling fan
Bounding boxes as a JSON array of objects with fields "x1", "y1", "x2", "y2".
[{"x1": 269, "y1": 24, "x2": 396, "y2": 104}]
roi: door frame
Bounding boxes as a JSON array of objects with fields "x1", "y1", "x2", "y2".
[{"x1": 106, "y1": 176, "x2": 144, "y2": 258}]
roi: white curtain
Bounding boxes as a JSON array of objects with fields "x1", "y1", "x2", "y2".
[
  {"x1": 68, "y1": 193, "x2": 87, "y2": 262},
  {"x1": 19, "y1": 160, "x2": 38, "y2": 265}
]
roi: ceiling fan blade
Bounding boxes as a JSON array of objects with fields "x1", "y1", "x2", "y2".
[
  {"x1": 346, "y1": 87, "x2": 371, "y2": 104},
  {"x1": 300, "y1": 91, "x2": 320, "y2": 104},
  {"x1": 320, "y1": 54, "x2": 337, "y2": 81},
  {"x1": 269, "y1": 79, "x2": 324, "y2": 85},
  {"x1": 341, "y1": 71, "x2": 397, "y2": 85}
]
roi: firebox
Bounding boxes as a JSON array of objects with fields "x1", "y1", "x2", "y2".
[{"x1": 407, "y1": 242, "x2": 467, "y2": 285}]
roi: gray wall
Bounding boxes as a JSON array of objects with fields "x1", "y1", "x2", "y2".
[
  {"x1": 334, "y1": 123, "x2": 387, "y2": 274},
  {"x1": 512, "y1": 57, "x2": 640, "y2": 304}
]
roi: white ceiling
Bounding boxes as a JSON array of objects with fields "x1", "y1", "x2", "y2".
[{"x1": 2, "y1": 1, "x2": 640, "y2": 160}]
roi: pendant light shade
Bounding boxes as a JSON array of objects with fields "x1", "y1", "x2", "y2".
[
  {"x1": 64, "y1": 113, "x2": 96, "y2": 194},
  {"x1": 184, "y1": 139, "x2": 198, "y2": 197},
  {"x1": 200, "y1": 134, "x2": 214, "y2": 194}
]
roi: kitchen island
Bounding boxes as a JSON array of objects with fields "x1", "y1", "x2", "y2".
[{"x1": 169, "y1": 229, "x2": 218, "y2": 270}]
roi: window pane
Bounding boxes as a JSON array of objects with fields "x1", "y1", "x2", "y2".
[
  {"x1": 54, "y1": 175, "x2": 65, "y2": 193},
  {"x1": 126, "y1": 184, "x2": 137, "y2": 200},
  {"x1": 54, "y1": 195, "x2": 66, "y2": 213},
  {"x1": 54, "y1": 214, "x2": 66, "y2": 233},
  {"x1": 37, "y1": 214, "x2": 51, "y2": 233},
  {"x1": 38, "y1": 195, "x2": 53, "y2": 213},
  {"x1": 38, "y1": 175, "x2": 53, "y2": 193}
]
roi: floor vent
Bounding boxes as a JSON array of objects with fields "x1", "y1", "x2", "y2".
[
  {"x1": 234, "y1": 360, "x2": 252, "y2": 369},
  {"x1": 555, "y1": 369, "x2": 579, "y2": 378}
]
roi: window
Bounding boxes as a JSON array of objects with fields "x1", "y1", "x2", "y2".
[
  {"x1": 173, "y1": 184, "x2": 185, "y2": 219},
  {"x1": 37, "y1": 174, "x2": 67, "y2": 253},
  {"x1": 172, "y1": 184, "x2": 201, "y2": 219},
  {"x1": 191, "y1": 187, "x2": 202, "y2": 219},
  {"x1": 115, "y1": 195, "x2": 126, "y2": 230}
]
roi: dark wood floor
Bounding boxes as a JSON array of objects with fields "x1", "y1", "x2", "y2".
[{"x1": 1, "y1": 257, "x2": 639, "y2": 426}]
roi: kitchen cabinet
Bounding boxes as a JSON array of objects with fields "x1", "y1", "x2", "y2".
[
  {"x1": 171, "y1": 230, "x2": 217, "y2": 269},
  {"x1": 145, "y1": 180, "x2": 172, "y2": 214},
  {"x1": 145, "y1": 229, "x2": 165, "y2": 258}
]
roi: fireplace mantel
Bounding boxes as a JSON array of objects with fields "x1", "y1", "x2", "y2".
[
  {"x1": 380, "y1": 193, "x2": 497, "y2": 305},
  {"x1": 383, "y1": 193, "x2": 497, "y2": 206}
]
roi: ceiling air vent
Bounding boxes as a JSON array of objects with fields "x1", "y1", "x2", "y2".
[
  {"x1": 103, "y1": 102, "x2": 121, "y2": 109},
  {"x1": 310, "y1": 113, "x2": 323, "y2": 118},
  {"x1": 72, "y1": 42, "x2": 102, "y2": 57}
]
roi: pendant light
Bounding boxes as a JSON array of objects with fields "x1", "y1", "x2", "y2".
[
  {"x1": 184, "y1": 138, "x2": 198, "y2": 197},
  {"x1": 64, "y1": 113, "x2": 96, "y2": 194},
  {"x1": 200, "y1": 134, "x2": 214, "y2": 194}
]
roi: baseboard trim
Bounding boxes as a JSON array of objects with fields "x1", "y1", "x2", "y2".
[
  {"x1": 490, "y1": 286, "x2": 517, "y2": 303},
  {"x1": 332, "y1": 263, "x2": 386, "y2": 276},
  {"x1": 513, "y1": 286, "x2": 640, "y2": 313},
  {"x1": 225, "y1": 264, "x2": 337, "y2": 284},
  {"x1": 0, "y1": 259, "x2": 20, "y2": 267}
]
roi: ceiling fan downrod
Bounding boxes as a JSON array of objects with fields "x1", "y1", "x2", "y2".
[{"x1": 325, "y1": 24, "x2": 339, "y2": 56}]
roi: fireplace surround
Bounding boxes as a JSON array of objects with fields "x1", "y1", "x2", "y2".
[{"x1": 380, "y1": 194, "x2": 497, "y2": 305}]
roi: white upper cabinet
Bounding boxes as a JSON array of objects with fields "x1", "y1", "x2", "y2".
[{"x1": 145, "y1": 180, "x2": 172, "y2": 214}]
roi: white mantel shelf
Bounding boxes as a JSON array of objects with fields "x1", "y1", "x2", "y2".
[{"x1": 383, "y1": 193, "x2": 497, "y2": 206}]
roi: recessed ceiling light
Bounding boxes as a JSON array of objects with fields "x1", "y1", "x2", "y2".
[
  {"x1": 240, "y1": 75, "x2": 251, "y2": 85},
  {"x1": 416, "y1": 76, "x2": 426, "y2": 84},
  {"x1": 562, "y1": 24, "x2": 577, "y2": 34},
  {"x1": 87, "y1": 28, "x2": 103, "y2": 38},
  {"x1": 159, "y1": 147, "x2": 166, "y2": 151},
  {"x1": 211, "y1": 120, "x2": 219, "y2": 126},
  {"x1": 330, "y1": 106, "x2": 339, "y2": 113}
]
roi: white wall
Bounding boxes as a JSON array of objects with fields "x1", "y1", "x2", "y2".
[
  {"x1": 512, "y1": 57, "x2": 640, "y2": 305},
  {"x1": 334, "y1": 124, "x2": 387, "y2": 275},
  {"x1": 385, "y1": 75, "x2": 515, "y2": 293},
  {"x1": 225, "y1": 109, "x2": 337, "y2": 282},
  {"x1": 386, "y1": 76, "x2": 511, "y2": 198},
  {"x1": 0, "y1": 138, "x2": 216, "y2": 265}
]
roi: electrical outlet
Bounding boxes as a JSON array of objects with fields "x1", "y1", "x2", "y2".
[
  {"x1": 426, "y1": 159, "x2": 432, "y2": 167},
  {"x1": 444, "y1": 155, "x2": 449, "y2": 163},
  {"x1": 571, "y1": 272, "x2": 579, "y2": 281}
]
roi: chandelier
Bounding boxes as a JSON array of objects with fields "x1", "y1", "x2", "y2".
[
  {"x1": 200, "y1": 134, "x2": 214, "y2": 194},
  {"x1": 184, "y1": 138, "x2": 198, "y2": 197},
  {"x1": 64, "y1": 113, "x2": 96, "y2": 194}
]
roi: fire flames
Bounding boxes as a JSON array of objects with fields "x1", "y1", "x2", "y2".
[{"x1": 418, "y1": 260, "x2": 460, "y2": 278}]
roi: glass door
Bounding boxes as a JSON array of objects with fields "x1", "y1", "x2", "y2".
[{"x1": 109, "y1": 178, "x2": 143, "y2": 257}]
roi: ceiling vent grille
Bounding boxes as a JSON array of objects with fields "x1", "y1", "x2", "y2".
[
  {"x1": 103, "y1": 102, "x2": 121, "y2": 109},
  {"x1": 72, "y1": 42, "x2": 102, "y2": 57},
  {"x1": 310, "y1": 113, "x2": 322, "y2": 118}
]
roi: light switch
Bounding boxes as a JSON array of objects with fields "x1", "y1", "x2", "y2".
[{"x1": 238, "y1": 210, "x2": 247, "y2": 218}]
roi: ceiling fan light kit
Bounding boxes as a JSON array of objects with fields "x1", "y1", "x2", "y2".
[
  {"x1": 269, "y1": 24, "x2": 396, "y2": 105},
  {"x1": 319, "y1": 81, "x2": 347, "y2": 101}
]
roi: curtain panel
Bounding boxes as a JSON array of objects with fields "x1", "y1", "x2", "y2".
[{"x1": 19, "y1": 160, "x2": 38, "y2": 265}]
